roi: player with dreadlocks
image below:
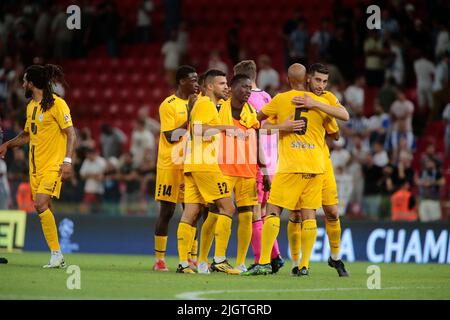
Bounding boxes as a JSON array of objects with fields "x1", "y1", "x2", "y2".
[{"x1": 0, "y1": 64, "x2": 77, "y2": 268}]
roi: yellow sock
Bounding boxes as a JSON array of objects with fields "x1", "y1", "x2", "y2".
[
  {"x1": 189, "y1": 226, "x2": 197, "y2": 261},
  {"x1": 300, "y1": 219, "x2": 317, "y2": 269},
  {"x1": 259, "y1": 215, "x2": 280, "y2": 265},
  {"x1": 198, "y1": 212, "x2": 218, "y2": 262},
  {"x1": 154, "y1": 235, "x2": 168, "y2": 260},
  {"x1": 177, "y1": 222, "x2": 192, "y2": 263},
  {"x1": 214, "y1": 214, "x2": 232, "y2": 259},
  {"x1": 39, "y1": 209, "x2": 60, "y2": 252},
  {"x1": 236, "y1": 211, "x2": 252, "y2": 266},
  {"x1": 326, "y1": 218, "x2": 341, "y2": 260},
  {"x1": 287, "y1": 220, "x2": 301, "y2": 265}
]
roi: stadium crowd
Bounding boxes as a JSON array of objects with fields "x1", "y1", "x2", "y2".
[{"x1": 0, "y1": 0, "x2": 449, "y2": 221}]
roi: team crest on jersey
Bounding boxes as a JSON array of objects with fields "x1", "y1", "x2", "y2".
[
  {"x1": 39, "y1": 114, "x2": 44, "y2": 122},
  {"x1": 64, "y1": 114, "x2": 71, "y2": 123}
]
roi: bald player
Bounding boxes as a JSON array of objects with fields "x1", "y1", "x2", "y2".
[{"x1": 242, "y1": 63, "x2": 344, "y2": 276}]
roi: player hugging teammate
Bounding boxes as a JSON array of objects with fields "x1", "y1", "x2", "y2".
[{"x1": 154, "y1": 62, "x2": 350, "y2": 277}]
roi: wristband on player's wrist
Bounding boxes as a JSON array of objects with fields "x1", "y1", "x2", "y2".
[{"x1": 63, "y1": 157, "x2": 72, "y2": 164}]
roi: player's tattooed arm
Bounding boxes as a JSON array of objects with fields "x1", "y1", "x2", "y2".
[
  {"x1": 164, "y1": 123, "x2": 188, "y2": 144},
  {"x1": 60, "y1": 126, "x2": 76, "y2": 181},
  {"x1": 63, "y1": 126, "x2": 77, "y2": 159},
  {"x1": 292, "y1": 94, "x2": 350, "y2": 121},
  {"x1": 0, "y1": 131, "x2": 30, "y2": 158},
  {"x1": 261, "y1": 116, "x2": 305, "y2": 133}
]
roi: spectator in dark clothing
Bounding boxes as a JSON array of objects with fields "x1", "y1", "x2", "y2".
[
  {"x1": 378, "y1": 77, "x2": 398, "y2": 113},
  {"x1": 103, "y1": 157, "x2": 121, "y2": 216},
  {"x1": 418, "y1": 157, "x2": 445, "y2": 221},
  {"x1": 362, "y1": 154, "x2": 383, "y2": 220},
  {"x1": 227, "y1": 18, "x2": 242, "y2": 65},
  {"x1": 120, "y1": 153, "x2": 142, "y2": 215}
]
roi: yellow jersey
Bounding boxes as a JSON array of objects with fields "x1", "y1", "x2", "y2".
[
  {"x1": 157, "y1": 94, "x2": 188, "y2": 170},
  {"x1": 261, "y1": 90, "x2": 333, "y2": 174},
  {"x1": 24, "y1": 94, "x2": 73, "y2": 174},
  {"x1": 321, "y1": 91, "x2": 341, "y2": 159},
  {"x1": 184, "y1": 96, "x2": 221, "y2": 173}
]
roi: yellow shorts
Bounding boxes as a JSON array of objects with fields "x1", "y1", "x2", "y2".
[
  {"x1": 155, "y1": 168, "x2": 184, "y2": 203},
  {"x1": 224, "y1": 175, "x2": 258, "y2": 207},
  {"x1": 322, "y1": 158, "x2": 339, "y2": 206},
  {"x1": 268, "y1": 172, "x2": 323, "y2": 210},
  {"x1": 30, "y1": 171, "x2": 62, "y2": 201},
  {"x1": 184, "y1": 171, "x2": 231, "y2": 204}
]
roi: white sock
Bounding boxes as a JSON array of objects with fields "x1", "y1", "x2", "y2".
[
  {"x1": 331, "y1": 254, "x2": 340, "y2": 261},
  {"x1": 214, "y1": 256, "x2": 226, "y2": 263},
  {"x1": 180, "y1": 261, "x2": 189, "y2": 268}
]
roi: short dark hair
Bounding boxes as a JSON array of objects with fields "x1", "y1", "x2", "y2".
[
  {"x1": 230, "y1": 74, "x2": 251, "y2": 87},
  {"x1": 198, "y1": 73, "x2": 207, "y2": 86},
  {"x1": 308, "y1": 63, "x2": 329, "y2": 75},
  {"x1": 176, "y1": 65, "x2": 196, "y2": 85},
  {"x1": 233, "y1": 60, "x2": 257, "y2": 81},
  {"x1": 204, "y1": 69, "x2": 226, "y2": 85}
]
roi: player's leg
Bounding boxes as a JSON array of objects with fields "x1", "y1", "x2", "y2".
[
  {"x1": 251, "y1": 170, "x2": 265, "y2": 265},
  {"x1": 154, "y1": 169, "x2": 183, "y2": 271},
  {"x1": 298, "y1": 208, "x2": 317, "y2": 276},
  {"x1": 297, "y1": 174, "x2": 323, "y2": 277},
  {"x1": 251, "y1": 204, "x2": 263, "y2": 266},
  {"x1": 197, "y1": 203, "x2": 218, "y2": 273},
  {"x1": 236, "y1": 206, "x2": 253, "y2": 272},
  {"x1": 287, "y1": 210, "x2": 302, "y2": 275},
  {"x1": 323, "y1": 204, "x2": 349, "y2": 277},
  {"x1": 234, "y1": 177, "x2": 257, "y2": 272},
  {"x1": 35, "y1": 172, "x2": 65, "y2": 268},
  {"x1": 36, "y1": 194, "x2": 65, "y2": 268},
  {"x1": 177, "y1": 203, "x2": 202, "y2": 273},
  {"x1": 153, "y1": 200, "x2": 176, "y2": 270},
  {"x1": 243, "y1": 173, "x2": 302, "y2": 276},
  {"x1": 322, "y1": 160, "x2": 348, "y2": 276},
  {"x1": 210, "y1": 196, "x2": 241, "y2": 274}
]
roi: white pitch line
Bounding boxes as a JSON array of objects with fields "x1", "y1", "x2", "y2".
[{"x1": 175, "y1": 286, "x2": 440, "y2": 300}]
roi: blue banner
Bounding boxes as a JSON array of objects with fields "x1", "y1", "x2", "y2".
[{"x1": 23, "y1": 214, "x2": 450, "y2": 264}]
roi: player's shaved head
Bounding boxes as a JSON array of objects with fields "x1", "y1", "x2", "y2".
[{"x1": 287, "y1": 63, "x2": 306, "y2": 83}]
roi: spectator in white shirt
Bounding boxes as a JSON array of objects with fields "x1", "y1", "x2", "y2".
[
  {"x1": 432, "y1": 53, "x2": 449, "y2": 92},
  {"x1": 434, "y1": 24, "x2": 449, "y2": 59},
  {"x1": 390, "y1": 91, "x2": 414, "y2": 132},
  {"x1": 330, "y1": 137, "x2": 350, "y2": 171},
  {"x1": 413, "y1": 51, "x2": 435, "y2": 109},
  {"x1": 344, "y1": 75, "x2": 365, "y2": 115},
  {"x1": 80, "y1": 148, "x2": 107, "y2": 214},
  {"x1": 130, "y1": 118, "x2": 156, "y2": 168},
  {"x1": 257, "y1": 54, "x2": 280, "y2": 93},
  {"x1": 208, "y1": 51, "x2": 228, "y2": 74},
  {"x1": 161, "y1": 31, "x2": 181, "y2": 85},
  {"x1": 136, "y1": 0, "x2": 153, "y2": 43},
  {"x1": 372, "y1": 141, "x2": 389, "y2": 167}
]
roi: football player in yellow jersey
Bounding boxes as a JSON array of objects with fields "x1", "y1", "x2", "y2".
[
  {"x1": 289, "y1": 84, "x2": 350, "y2": 277},
  {"x1": 177, "y1": 69, "x2": 242, "y2": 274},
  {"x1": 0, "y1": 64, "x2": 76, "y2": 268},
  {"x1": 153, "y1": 65, "x2": 199, "y2": 271},
  {"x1": 284, "y1": 65, "x2": 351, "y2": 277},
  {"x1": 196, "y1": 74, "x2": 259, "y2": 274},
  {"x1": 243, "y1": 63, "x2": 347, "y2": 276}
]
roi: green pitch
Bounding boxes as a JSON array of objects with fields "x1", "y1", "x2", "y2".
[{"x1": 1, "y1": 252, "x2": 449, "y2": 300}]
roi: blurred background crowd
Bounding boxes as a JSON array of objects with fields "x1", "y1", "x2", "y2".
[{"x1": 0, "y1": 0, "x2": 449, "y2": 221}]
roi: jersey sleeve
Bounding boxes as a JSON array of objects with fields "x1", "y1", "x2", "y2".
[
  {"x1": 159, "y1": 101, "x2": 177, "y2": 132},
  {"x1": 52, "y1": 98, "x2": 73, "y2": 129},
  {"x1": 261, "y1": 95, "x2": 279, "y2": 118},
  {"x1": 193, "y1": 100, "x2": 220, "y2": 125},
  {"x1": 323, "y1": 91, "x2": 341, "y2": 106},
  {"x1": 324, "y1": 117, "x2": 339, "y2": 134}
]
